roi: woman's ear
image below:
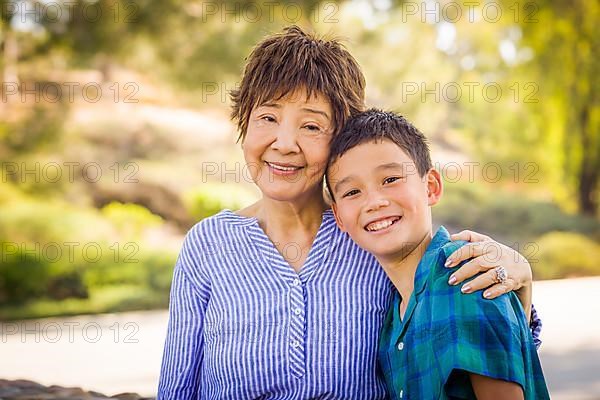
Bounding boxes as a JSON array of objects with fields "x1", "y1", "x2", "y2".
[
  {"x1": 331, "y1": 202, "x2": 347, "y2": 232},
  {"x1": 426, "y1": 168, "x2": 443, "y2": 206}
]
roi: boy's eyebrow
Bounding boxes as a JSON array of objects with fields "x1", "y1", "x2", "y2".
[
  {"x1": 333, "y1": 175, "x2": 355, "y2": 194},
  {"x1": 376, "y1": 162, "x2": 405, "y2": 172}
]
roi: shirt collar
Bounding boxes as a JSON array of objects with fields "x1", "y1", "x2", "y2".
[{"x1": 413, "y1": 226, "x2": 451, "y2": 296}]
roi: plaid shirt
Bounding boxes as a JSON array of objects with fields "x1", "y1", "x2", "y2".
[{"x1": 378, "y1": 227, "x2": 550, "y2": 399}]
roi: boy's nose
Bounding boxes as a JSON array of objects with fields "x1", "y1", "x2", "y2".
[{"x1": 365, "y1": 193, "x2": 390, "y2": 212}]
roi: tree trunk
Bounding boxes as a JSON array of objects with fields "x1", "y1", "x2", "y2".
[
  {"x1": 577, "y1": 106, "x2": 599, "y2": 216},
  {"x1": 3, "y1": 28, "x2": 18, "y2": 85}
]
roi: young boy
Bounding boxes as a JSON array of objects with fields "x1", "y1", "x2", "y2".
[{"x1": 326, "y1": 109, "x2": 549, "y2": 399}]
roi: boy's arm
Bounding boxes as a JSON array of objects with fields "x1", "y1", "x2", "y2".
[{"x1": 469, "y1": 373, "x2": 524, "y2": 400}]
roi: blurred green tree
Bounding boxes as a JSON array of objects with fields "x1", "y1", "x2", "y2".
[{"x1": 518, "y1": 0, "x2": 599, "y2": 216}]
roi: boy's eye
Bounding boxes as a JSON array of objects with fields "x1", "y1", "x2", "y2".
[
  {"x1": 342, "y1": 189, "x2": 360, "y2": 198},
  {"x1": 383, "y1": 176, "x2": 402, "y2": 184}
]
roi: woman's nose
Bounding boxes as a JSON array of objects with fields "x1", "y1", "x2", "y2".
[{"x1": 271, "y1": 124, "x2": 301, "y2": 154}]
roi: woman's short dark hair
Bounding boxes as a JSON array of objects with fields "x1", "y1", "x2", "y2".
[{"x1": 230, "y1": 25, "x2": 366, "y2": 142}]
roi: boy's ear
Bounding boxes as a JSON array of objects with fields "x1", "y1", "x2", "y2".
[
  {"x1": 426, "y1": 168, "x2": 443, "y2": 206},
  {"x1": 331, "y1": 202, "x2": 347, "y2": 232}
]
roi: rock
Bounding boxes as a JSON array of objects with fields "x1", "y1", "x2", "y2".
[{"x1": 0, "y1": 380, "x2": 154, "y2": 400}]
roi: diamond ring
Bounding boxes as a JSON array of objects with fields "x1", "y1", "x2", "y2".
[{"x1": 494, "y1": 265, "x2": 508, "y2": 284}]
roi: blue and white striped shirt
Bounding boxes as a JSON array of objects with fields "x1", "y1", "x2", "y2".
[{"x1": 157, "y1": 209, "x2": 394, "y2": 399}]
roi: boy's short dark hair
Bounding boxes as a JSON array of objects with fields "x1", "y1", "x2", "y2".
[
  {"x1": 230, "y1": 25, "x2": 366, "y2": 142},
  {"x1": 326, "y1": 109, "x2": 433, "y2": 199}
]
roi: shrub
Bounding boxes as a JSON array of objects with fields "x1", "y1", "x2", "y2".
[
  {"x1": 101, "y1": 202, "x2": 163, "y2": 239},
  {"x1": 0, "y1": 250, "x2": 49, "y2": 304},
  {"x1": 532, "y1": 232, "x2": 600, "y2": 280},
  {"x1": 434, "y1": 183, "x2": 600, "y2": 243},
  {"x1": 184, "y1": 183, "x2": 257, "y2": 221},
  {"x1": 0, "y1": 200, "x2": 110, "y2": 305}
]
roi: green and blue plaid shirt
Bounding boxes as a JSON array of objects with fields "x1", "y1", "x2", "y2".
[{"x1": 378, "y1": 226, "x2": 550, "y2": 399}]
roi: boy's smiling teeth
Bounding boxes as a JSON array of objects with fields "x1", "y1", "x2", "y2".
[
  {"x1": 266, "y1": 162, "x2": 303, "y2": 171},
  {"x1": 365, "y1": 217, "x2": 401, "y2": 232}
]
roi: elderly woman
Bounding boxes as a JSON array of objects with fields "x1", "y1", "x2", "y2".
[{"x1": 158, "y1": 26, "x2": 539, "y2": 399}]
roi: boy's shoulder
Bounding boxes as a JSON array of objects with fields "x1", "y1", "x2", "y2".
[
  {"x1": 424, "y1": 237, "x2": 525, "y2": 328},
  {"x1": 426, "y1": 238, "x2": 469, "y2": 283}
]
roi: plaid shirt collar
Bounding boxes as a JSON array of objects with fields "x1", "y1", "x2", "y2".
[{"x1": 396, "y1": 226, "x2": 456, "y2": 333}]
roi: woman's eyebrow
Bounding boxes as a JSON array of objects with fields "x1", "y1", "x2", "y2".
[
  {"x1": 258, "y1": 102, "x2": 281, "y2": 109},
  {"x1": 302, "y1": 107, "x2": 331, "y2": 120}
]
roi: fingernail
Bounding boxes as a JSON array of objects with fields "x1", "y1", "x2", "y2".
[
  {"x1": 461, "y1": 285, "x2": 471, "y2": 293},
  {"x1": 483, "y1": 291, "x2": 491, "y2": 298},
  {"x1": 444, "y1": 258, "x2": 453, "y2": 267},
  {"x1": 448, "y1": 275, "x2": 457, "y2": 285}
]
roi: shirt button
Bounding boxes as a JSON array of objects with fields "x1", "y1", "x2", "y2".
[
  {"x1": 397, "y1": 341, "x2": 404, "y2": 351},
  {"x1": 292, "y1": 278, "x2": 301, "y2": 286},
  {"x1": 292, "y1": 340, "x2": 300, "y2": 348},
  {"x1": 294, "y1": 308, "x2": 302, "y2": 315}
]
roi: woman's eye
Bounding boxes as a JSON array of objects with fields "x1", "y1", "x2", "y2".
[
  {"x1": 342, "y1": 189, "x2": 360, "y2": 198},
  {"x1": 384, "y1": 176, "x2": 401, "y2": 184},
  {"x1": 261, "y1": 116, "x2": 276, "y2": 123},
  {"x1": 303, "y1": 124, "x2": 321, "y2": 132}
]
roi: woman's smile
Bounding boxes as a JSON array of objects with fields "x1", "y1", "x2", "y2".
[{"x1": 265, "y1": 161, "x2": 305, "y2": 176}]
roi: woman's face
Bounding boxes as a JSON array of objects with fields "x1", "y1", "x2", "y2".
[{"x1": 243, "y1": 89, "x2": 334, "y2": 203}]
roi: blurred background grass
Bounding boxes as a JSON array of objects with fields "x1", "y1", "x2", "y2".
[{"x1": 0, "y1": 0, "x2": 598, "y2": 320}]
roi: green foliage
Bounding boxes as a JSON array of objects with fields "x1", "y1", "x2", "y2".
[
  {"x1": 434, "y1": 182, "x2": 600, "y2": 280},
  {"x1": 0, "y1": 285, "x2": 171, "y2": 320},
  {"x1": 143, "y1": 251, "x2": 177, "y2": 292},
  {"x1": 0, "y1": 182, "x2": 24, "y2": 204},
  {"x1": 0, "y1": 104, "x2": 67, "y2": 155},
  {"x1": 532, "y1": 232, "x2": 600, "y2": 280},
  {"x1": 515, "y1": 0, "x2": 599, "y2": 215},
  {"x1": 185, "y1": 183, "x2": 257, "y2": 221},
  {"x1": 83, "y1": 248, "x2": 175, "y2": 290},
  {"x1": 0, "y1": 240, "x2": 90, "y2": 305},
  {"x1": 434, "y1": 183, "x2": 600, "y2": 243},
  {"x1": 0, "y1": 195, "x2": 175, "y2": 318},
  {"x1": 101, "y1": 201, "x2": 163, "y2": 238},
  {"x1": 0, "y1": 251, "x2": 49, "y2": 304},
  {"x1": 0, "y1": 198, "x2": 113, "y2": 245},
  {"x1": 0, "y1": 200, "x2": 100, "y2": 305}
]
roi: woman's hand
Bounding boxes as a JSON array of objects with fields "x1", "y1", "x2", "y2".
[{"x1": 445, "y1": 230, "x2": 533, "y2": 318}]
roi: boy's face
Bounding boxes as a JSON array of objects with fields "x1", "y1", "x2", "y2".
[
  {"x1": 329, "y1": 139, "x2": 442, "y2": 262},
  {"x1": 243, "y1": 89, "x2": 334, "y2": 203}
]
